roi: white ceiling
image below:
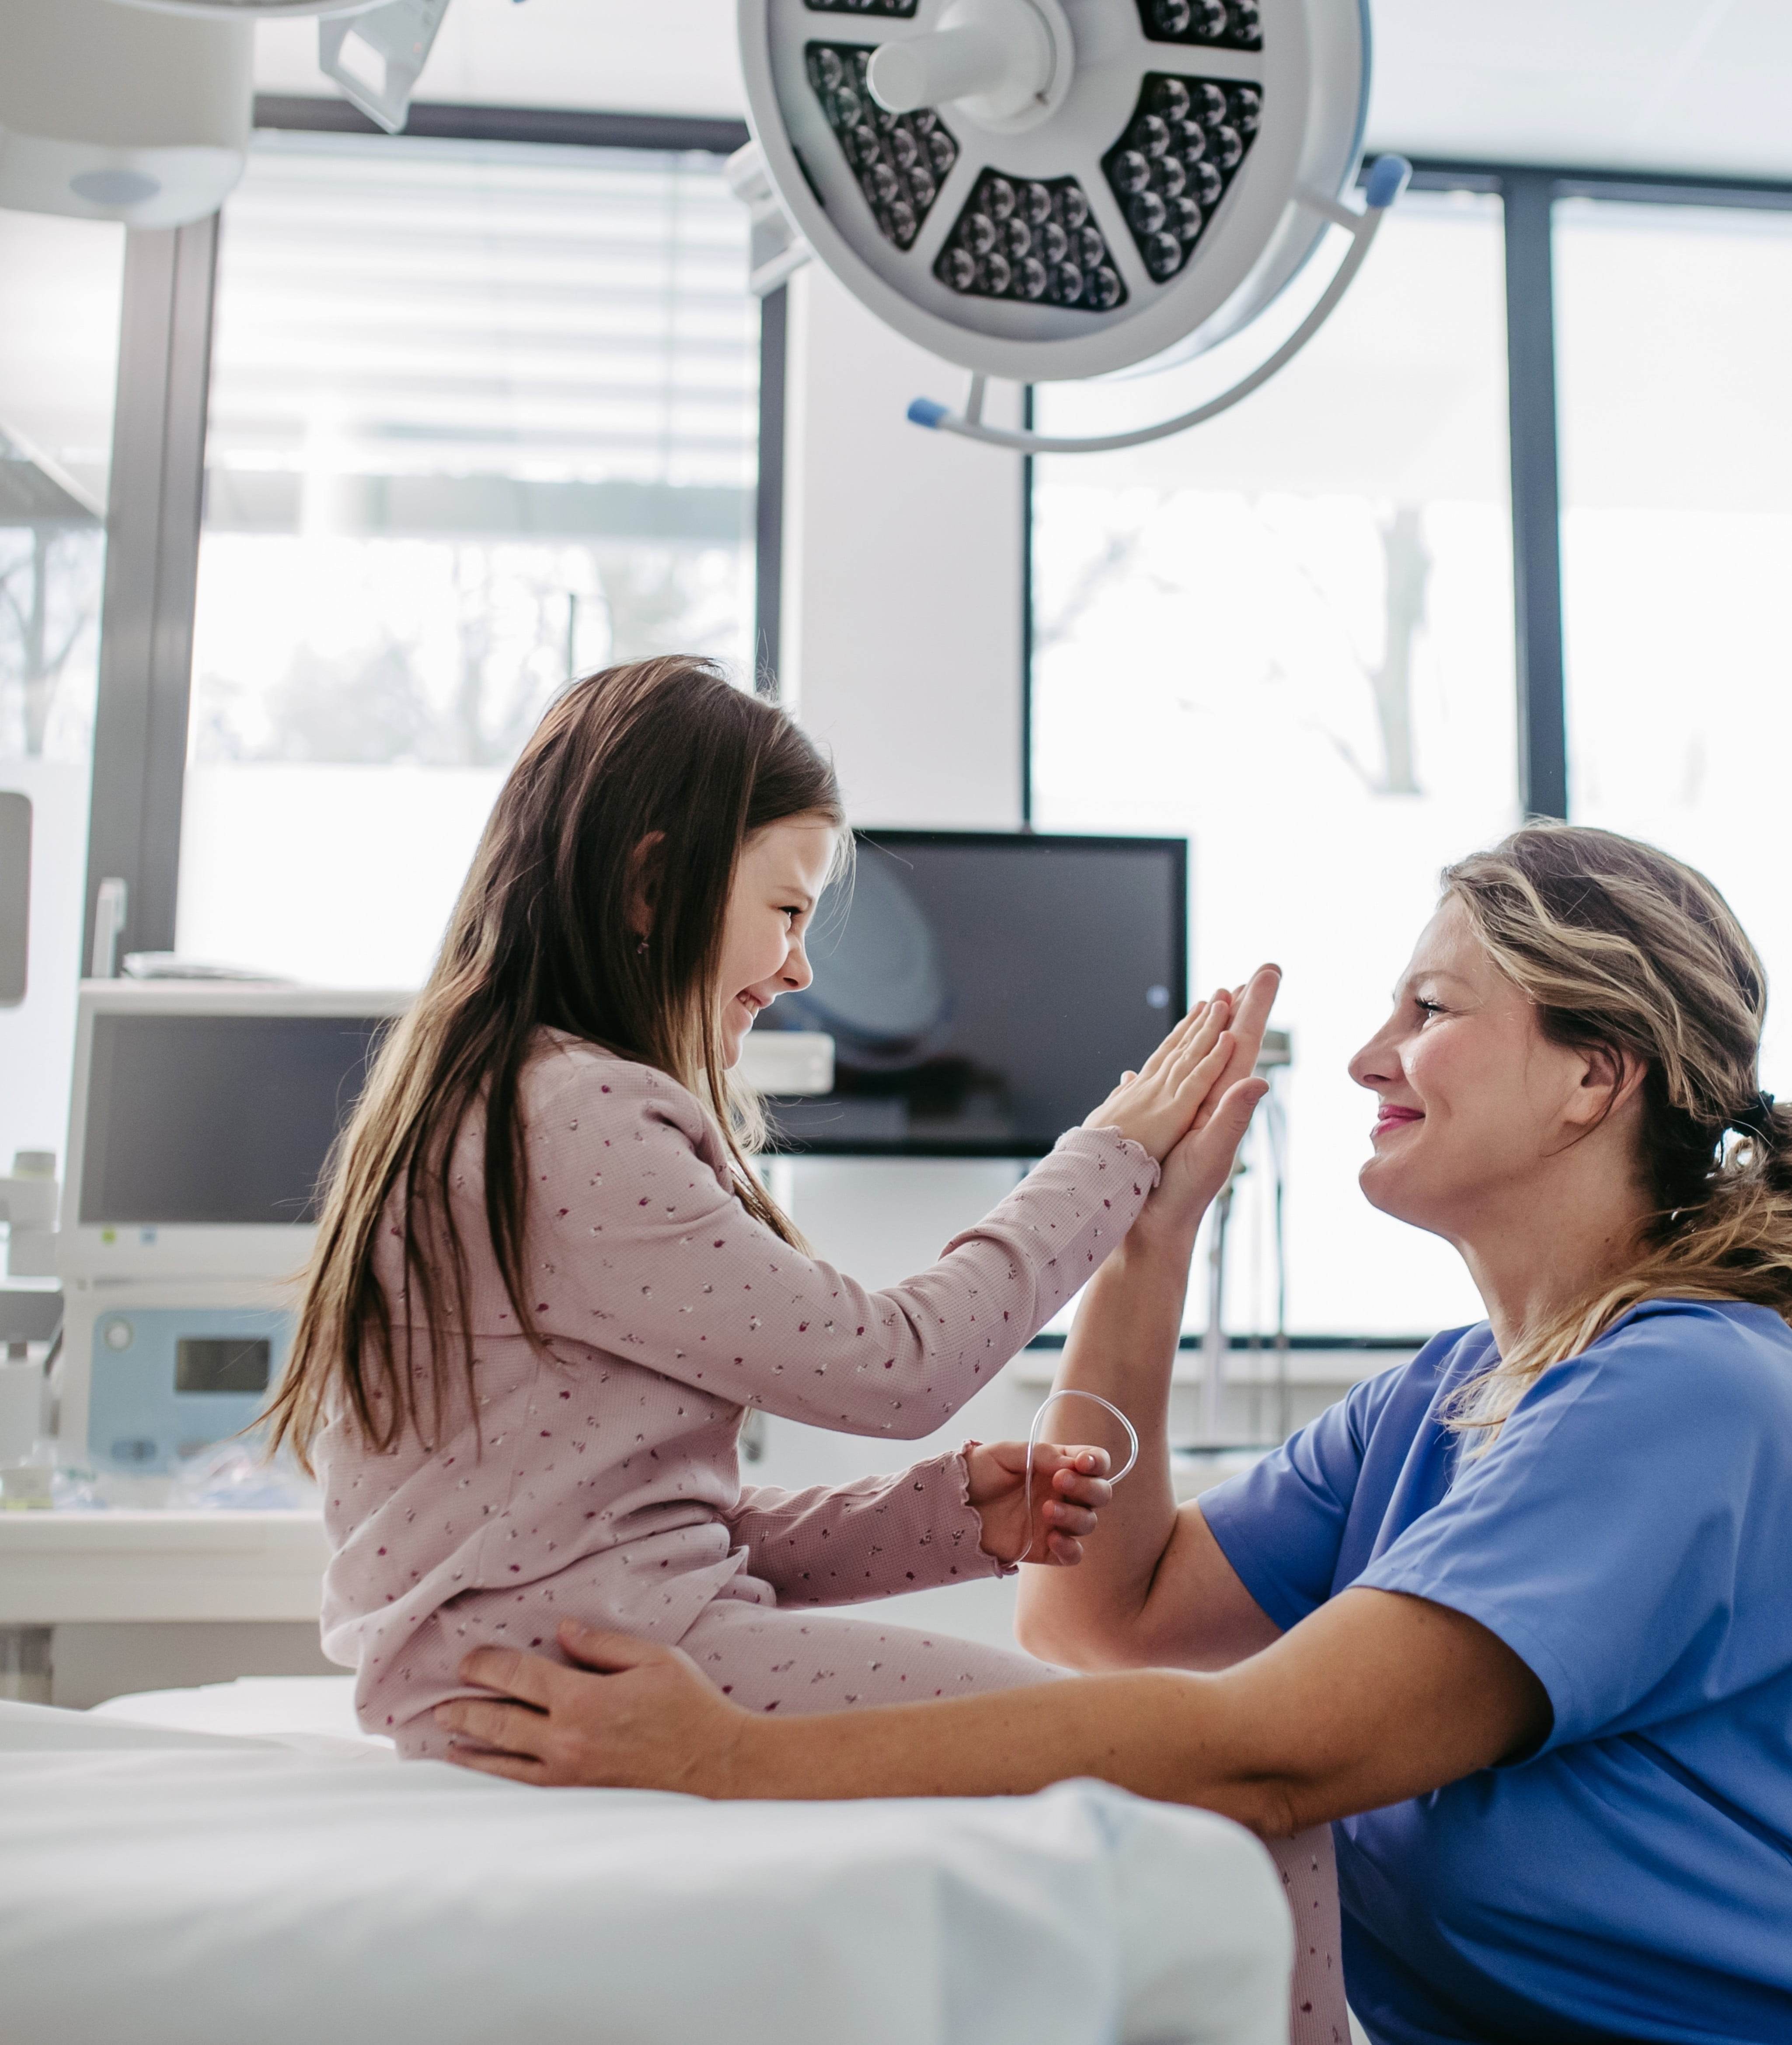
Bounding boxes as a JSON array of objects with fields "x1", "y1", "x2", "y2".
[
  {"x1": 254, "y1": 0, "x2": 1792, "y2": 180},
  {"x1": 253, "y1": 1, "x2": 751, "y2": 123},
  {"x1": 1365, "y1": 0, "x2": 1792, "y2": 177}
]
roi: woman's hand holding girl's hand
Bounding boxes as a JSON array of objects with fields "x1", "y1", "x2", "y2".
[
  {"x1": 1082, "y1": 996, "x2": 1240, "y2": 1162},
  {"x1": 1132, "y1": 964, "x2": 1281, "y2": 1258},
  {"x1": 965, "y1": 1439, "x2": 1112, "y2": 1567}
]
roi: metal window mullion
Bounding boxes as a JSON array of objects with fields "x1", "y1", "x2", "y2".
[
  {"x1": 1019, "y1": 383, "x2": 1034, "y2": 827},
  {"x1": 1500, "y1": 170, "x2": 1569, "y2": 820},
  {"x1": 753, "y1": 284, "x2": 788, "y2": 697},
  {"x1": 251, "y1": 95, "x2": 750, "y2": 157},
  {"x1": 83, "y1": 215, "x2": 220, "y2": 968}
]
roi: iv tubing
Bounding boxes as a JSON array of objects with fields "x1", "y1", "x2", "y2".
[{"x1": 1011, "y1": 1387, "x2": 1140, "y2": 1566}]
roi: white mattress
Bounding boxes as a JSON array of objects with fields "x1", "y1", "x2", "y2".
[{"x1": 0, "y1": 1681, "x2": 1291, "y2": 2045}]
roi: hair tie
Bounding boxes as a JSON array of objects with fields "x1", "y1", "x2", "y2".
[{"x1": 1728, "y1": 1090, "x2": 1778, "y2": 1141}]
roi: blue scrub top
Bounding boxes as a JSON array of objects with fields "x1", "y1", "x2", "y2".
[{"x1": 1200, "y1": 1300, "x2": 1792, "y2": 2045}]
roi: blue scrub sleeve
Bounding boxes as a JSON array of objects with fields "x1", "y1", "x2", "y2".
[
  {"x1": 1199, "y1": 1360, "x2": 1419, "y2": 1634},
  {"x1": 1355, "y1": 1303, "x2": 1783, "y2": 1751}
]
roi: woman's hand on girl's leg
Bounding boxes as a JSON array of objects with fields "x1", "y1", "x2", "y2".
[
  {"x1": 964, "y1": 1440, "x2": 1113, "y2": 1568},
  {"x1": 436, "y1": 1626, "x2": 750, "y2": 1792}
]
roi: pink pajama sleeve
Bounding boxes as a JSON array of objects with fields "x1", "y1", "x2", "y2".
[
  {"x1": 723, "y1": 1448, "x2": 1008, "y2": 1605},
  {"x1": 519, "y1": 1057, "x2": 1159, "y2": 1440}
]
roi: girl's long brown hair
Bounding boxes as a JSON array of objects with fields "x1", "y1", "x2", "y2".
[
  {"x1": 1441, "y1": 821, "x2": 1792, "y2": 1449},
  {"x1": 264, "y1": 657, "x2": 845, "y2": 1473}
]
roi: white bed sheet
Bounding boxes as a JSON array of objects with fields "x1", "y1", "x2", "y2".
[{"x1": 0, "y1": 1689, "x2": 1290, "y2": 2045}]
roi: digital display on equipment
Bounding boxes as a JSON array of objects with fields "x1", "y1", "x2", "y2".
[
  {"x1": 175, "y1": 1336, "x2": 272, "y2": 1395},
  {"x1": 759, "y1": 830, "x2": 1186, "y2": 1156},
  {"x1": 79, "y1": 1014, "x2": 392, "y2": 1225}
]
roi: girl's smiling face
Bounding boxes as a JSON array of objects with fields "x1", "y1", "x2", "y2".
[
  {"x1": 1348, "y1": 894, "x2": 1596, "y2": 1240},
  {"x1": 715, "y1": 814, "x2": 839, "y2": 1066}
]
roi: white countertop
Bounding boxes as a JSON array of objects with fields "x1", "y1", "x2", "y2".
[{"x1": 0, "y1": 1511, "x2": 328, "y2": 1625}]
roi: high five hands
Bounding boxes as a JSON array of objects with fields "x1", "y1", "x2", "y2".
[{"x1": 1087, "y1": 966, "x2": 1282, "y2": 1256}]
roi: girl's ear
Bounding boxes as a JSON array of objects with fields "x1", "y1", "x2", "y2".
[{"x1": 626, "y1": 831, "x2": 666, "y2": 939}]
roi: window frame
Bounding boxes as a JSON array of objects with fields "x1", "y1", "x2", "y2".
[
  {"x1": 1020, "y1": 155, "x2": 1792, "y2": 1345},
  {"x1": 1021, "y1": 154, "x2": 1792, "y2": 824},
  {"x1": 81, "y1": 95, "x2": 774, "y2": 970},
  {"x1": 82, "y1": 139, "x2": 1792, "y2": 951}
]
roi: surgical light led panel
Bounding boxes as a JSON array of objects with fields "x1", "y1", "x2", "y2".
[
  {"x1": 935, "y1": 171, "x2": 1124, "y2": 310},
  {"x1": 809, "y1": 43, "x2": 959, "y2": 249},
  {"x1": 1134, "y1": 0, "x2": 1261, "y2": 53},
  {"x1": 1100, "y1": 73, "x2": 1259, "y2": 283}
]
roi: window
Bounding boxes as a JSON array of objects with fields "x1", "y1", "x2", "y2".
[
  {"x1": 0, "y1": 208, "x2": 126, "y2": 1172},
  {"x1": 1030, "y1": 190, "x2": 1514, "y2": 1337},
  {"x1": 176, "y1": 128, "x2": 759, "y2": 988},
  {"x1": 1556, "y1": 197, "x2": 1792, "y2": 1092}
]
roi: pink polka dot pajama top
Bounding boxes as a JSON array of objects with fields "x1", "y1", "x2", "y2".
[{"x1": 317, "y1": 1029, "x2": 1158, "y2": 1757}]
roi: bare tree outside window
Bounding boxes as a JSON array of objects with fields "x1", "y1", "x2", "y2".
[
  {"x1": 0, "y1": 434, "x2": 104, "y2": 763},
  {"x1": 177, "y1": 131, "x2": 758, "y2": 987}
]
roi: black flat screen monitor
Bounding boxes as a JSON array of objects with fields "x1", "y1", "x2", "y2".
[
  {"x1": 760, "y1": 831, "x2": 1187, "y2": 1157},
  {"x1": 79, "y1": 1013, "x2": 392, "y2": 1225}
]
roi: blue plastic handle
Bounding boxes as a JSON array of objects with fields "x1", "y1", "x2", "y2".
[
  {"x1": 1364, "y1": 155, "x2": 1413, "y2": 210},
  {"x1": 906, "y1": 397, "x2": 950, "y2": 428}
]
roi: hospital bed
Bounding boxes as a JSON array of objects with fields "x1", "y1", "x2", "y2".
[{"x1": 0, "y1": 1676, "x2": 1294, "y2": 2045}]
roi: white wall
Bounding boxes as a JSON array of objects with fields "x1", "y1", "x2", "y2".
[{"x1": 778, "y1": 263, "x2": 1027, "y2": 828}]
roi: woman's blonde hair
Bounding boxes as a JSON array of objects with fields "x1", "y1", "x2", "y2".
[{"x1": 1441, "y1": 821, "x2": 1792, "y2": 1447}]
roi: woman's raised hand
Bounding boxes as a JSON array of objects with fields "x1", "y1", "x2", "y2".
[
  {"x1": 1135, "y1": 964, "x2": 1281, "y2": 1253},
  {"x1": 1081, "y1": 996, "x2": 1240, "y2": 1162}
]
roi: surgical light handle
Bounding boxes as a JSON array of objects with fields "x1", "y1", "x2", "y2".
[{"x1": 907, "y1": 155, "x2": 1412, "y2": 455}]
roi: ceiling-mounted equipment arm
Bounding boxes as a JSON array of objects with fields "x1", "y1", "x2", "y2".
[{"x1": 906, "y1": 154, "x2": 1412, "y2": 456}]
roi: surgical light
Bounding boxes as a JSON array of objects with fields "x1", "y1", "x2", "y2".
[
  {"x1": 106, "y1": 0, "x2": 452, "y2": 139},
  {"x1": 0, "y1": 0, "x2": 253, "y2": 229},
  {"x1": 735, "y1": 0, "x2": 1409, "y2": 454}
]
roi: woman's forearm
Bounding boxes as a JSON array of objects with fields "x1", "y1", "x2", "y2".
[
  {"x1": 709, "y1": 1588, "x2": 1550, "y2": 1836},
  {"x1": 442, "y1": 1592, "x2": 1548, "y2": 1824},
  {"x1": 715, "y1": 1662, "x2": 1278, "y2": 1821},
  {"x1": 1014, "y1": 1234, "x2": 1195, "y2": 1663}
]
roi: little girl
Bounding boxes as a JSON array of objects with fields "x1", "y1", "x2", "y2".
[{"x1": 268, "y1": 656, "x2": 1240, "y2": 1758}]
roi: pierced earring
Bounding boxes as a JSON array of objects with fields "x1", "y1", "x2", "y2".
[{"x1": 636, "y1": 935, "x2": 649, "y2": 956}]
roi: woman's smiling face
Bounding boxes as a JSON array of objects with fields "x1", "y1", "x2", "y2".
[{"x1": 1348, "y1": 894, "x2": 1592, "y2": 1240}]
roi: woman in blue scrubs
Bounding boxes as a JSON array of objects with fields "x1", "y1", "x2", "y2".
[{"x1": 433, "y1": 822, "x2": 1792, "y2": 2045}]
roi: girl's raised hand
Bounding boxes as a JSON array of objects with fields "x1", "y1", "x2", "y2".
[
  {"x1": 1081, "y1": 997, "x2": 1239, "y2": 1162},
  {"x1": 965, "y1": 1439, "x2": 1113, "y2": 1568}
]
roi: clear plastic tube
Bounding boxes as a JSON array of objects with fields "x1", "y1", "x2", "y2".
[{"x1": 1011, "y1": 1387, "x2": 1140, "y2": 1565}]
